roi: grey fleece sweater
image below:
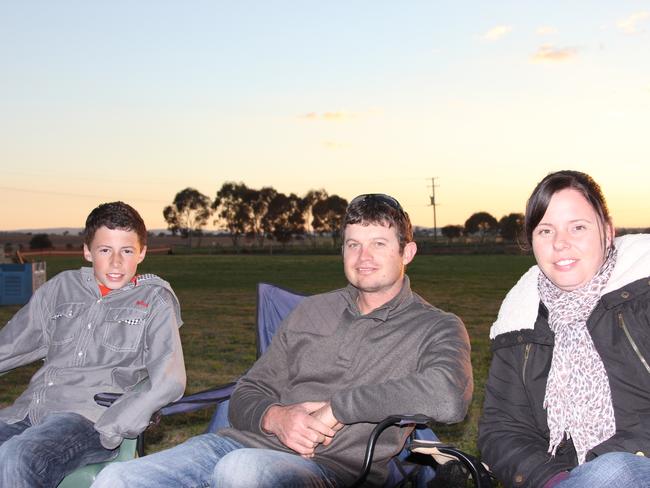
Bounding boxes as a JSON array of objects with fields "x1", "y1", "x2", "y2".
[{"x1": 222, "y1": 276, "x2": 473, "y2": 486}]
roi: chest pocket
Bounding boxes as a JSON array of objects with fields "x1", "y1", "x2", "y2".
[
  {"x1": 103, "y1": 307, "x2": 148, "y2": 352},
  {"x1": 49, "y1": 302, "x2": 86, "y2": 345}
]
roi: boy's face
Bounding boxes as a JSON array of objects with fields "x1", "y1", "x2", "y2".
[{"x1": 83, "y1": 226, "x2": 147, "y2": 290}]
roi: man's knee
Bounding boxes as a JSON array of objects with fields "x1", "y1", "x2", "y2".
[{"x1": 213, "y1": 449, "x2": 258, "y2": 486}]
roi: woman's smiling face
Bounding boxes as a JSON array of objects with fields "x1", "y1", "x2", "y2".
[{"x1": 532, "y1": 188, "x2": 612, "y2": 292}]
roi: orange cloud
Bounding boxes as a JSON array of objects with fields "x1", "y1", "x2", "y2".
[
  {"x1": 482, "y1": 25, "x2": 512, "y2": 41},
  {"x1": 322, "y1": 141, "x2": 350, "y2": 149},
  {"x1": 617, "y1": 11, "x2": 649, "y2": 34},
  {"x1": 299, "y1": 111, "x2": 357, "y2": 121},
  {"x1": 531, "y1": 44, "x2": 578, "y2": 63}
]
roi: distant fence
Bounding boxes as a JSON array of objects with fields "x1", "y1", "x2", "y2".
[{"x1": 15, "y1": 248, "x2": 172, "y2": 261}]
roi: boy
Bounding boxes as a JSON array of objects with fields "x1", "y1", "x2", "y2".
[{"x1": 0, "y1": 202, "x2": 186, "y2": 487}]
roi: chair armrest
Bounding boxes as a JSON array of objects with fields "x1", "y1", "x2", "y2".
[
  {"x1": 349, "y1": 414, "x2": 493, "y2": 488},
  {"x1": 94, "y1": 391, "x2": 122, "y2": 407},
  {"x1": 350, "y1": 414, "x2": 432, "y2": 488},
  {"x1": 93, "y1": 381, "x2": 237, "y2": 416},
  {"x1": 160, "y1": 381, "x2": 237, "y2": 416}
]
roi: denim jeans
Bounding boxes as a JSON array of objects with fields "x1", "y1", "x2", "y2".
[
  {"x1": 0, "y1": 412, "x2": 117, "y2": 488},
  {"x1": 556, "y1": 452, "x2": 650, "y2": 488},
  {"x1": 91, "y1": 432, "x2": 343, "y2": 488}
]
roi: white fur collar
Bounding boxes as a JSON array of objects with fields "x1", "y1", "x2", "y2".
[{"x1": 490, "y1": 234, "x2": 650, "y2": 339}]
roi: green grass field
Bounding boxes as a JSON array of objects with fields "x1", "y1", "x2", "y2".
[{"x1": 0, "y1": 253, "x2": 534, "y2": 456}]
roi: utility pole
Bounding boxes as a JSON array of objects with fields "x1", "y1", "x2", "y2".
[{"x1": 428, "y1": 177, "x2": 438, "y2": 241}]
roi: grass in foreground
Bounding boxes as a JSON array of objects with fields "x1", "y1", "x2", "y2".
[{"x1": 0, "y1": 253, "x2": 534, "y2": 456}]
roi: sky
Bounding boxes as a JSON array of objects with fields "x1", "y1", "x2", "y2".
[{"x1": 1, "y1": 1, "x2": 649, "y2": 231}]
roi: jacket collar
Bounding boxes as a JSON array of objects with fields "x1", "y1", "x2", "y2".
[{"x1": 490, "y1": 234, "x2": 650, "y2": 339}]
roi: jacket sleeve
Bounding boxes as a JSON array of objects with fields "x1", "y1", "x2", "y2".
[
  {"x1": 478, "y1": 344, "x2": 574, "y2": 488},
  {"x1": 93, "y1": 291, "x2": 186, "y2": 449},
  {"x1": 0, "y1": 285, "x2": 49, "y2": 374},
  {"x1": 330, "y1": 313, "x2": 472, "y2": 425}
]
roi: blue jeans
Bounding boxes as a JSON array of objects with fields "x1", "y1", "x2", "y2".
[
  {"x1": 91, "y1": 432, "x2": 343, "y2": 488},
  {"x1": 557, "y1": 452, "x2": 650, "y2": 488},
  {"x1": 0, "y1": 412, "x2": 117, "y2": 488}
]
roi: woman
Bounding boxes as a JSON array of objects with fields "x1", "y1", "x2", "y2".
[{"x1": 479, "y1": 170, "x2": 650, "y2": 488}]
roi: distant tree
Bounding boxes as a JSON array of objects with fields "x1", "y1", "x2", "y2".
[
  {"x1": 302, "y1": 189, "x2": 328, "y2": 239},
  {"x1": 213, "y1": 182, "x2": 254, "y2": 249},
  {"x1": 263, "y1": 192, "x2": 305, "y2": 250},
  {"x1": 441, "y1": 225, "x2": 463, "y2": 242},
  {"x1": 248, "y1": 186, "x2": 278, "y2": 248},
  {"x1": 464, "y1": 212, "x2": 498, "y2": 243},
  {"x1": 163, "y1": 188, "x2": 212, "y2": 248},
  {"x1": 29, "y1": 233, "x2": 53, "y2": 250},
  {"x1": 499, "y1": 213, "x2": 525, "y2": 242},
  {"x1": 312, "y1": 195, "x2": 349, "y2": 246}
]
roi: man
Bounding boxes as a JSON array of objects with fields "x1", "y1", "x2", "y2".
[{"x1": 93, "y1": 193, "x2": 472, "y2": 487}]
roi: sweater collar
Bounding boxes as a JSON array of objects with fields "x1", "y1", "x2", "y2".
[
  {"x1": 490, "y1": 234, "x2": 650, "y2": 339},
  {"x1": 344, "y1": 275, "x2": 413, "y2": 321}
]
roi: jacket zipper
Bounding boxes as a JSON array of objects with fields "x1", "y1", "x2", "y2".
[
  {"x1": 522, "y1": 343, "x2": 531, "y2": 385},
  {"x1": 618, "y1": 312, "x2": 650, "y2": 375}
]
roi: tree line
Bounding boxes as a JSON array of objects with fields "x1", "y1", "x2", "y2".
[
  {"x1": 163, "y1": 184, "x2": 528, "y2": 249},
  {"x1": 441, "y1": 212, "x2": 525, "y2": 244},
  {"x1": 163, "y1": 184, "x2": 348, "y2": 249}
]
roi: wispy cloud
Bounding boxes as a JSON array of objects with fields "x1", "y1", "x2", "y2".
[
  {"x1": 531, "y1": 44, "x2": 578, "y2": 63},
  {"x1": 299, "y1": 111, "x2": 357, "y2": 121},
  {"x1": 482, "y1": 25, "x2": 512, "y2": 41},
  {"x1": 617, "y1": 11, "x2": 650, "y2": 34},
  {"x1": 322, "y1": 141, "x2": 351, "y2": 149},
  {"x1": 536, "y1": 26, "x2": 557, "y2": 35}
]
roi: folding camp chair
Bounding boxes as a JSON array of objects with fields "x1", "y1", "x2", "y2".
[{"x1": 156, "y1": 282, "x2": 492, "y2": 487}]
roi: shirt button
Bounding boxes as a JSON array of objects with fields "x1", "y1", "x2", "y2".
[
  {"x1": 78, "y1": 352, "x2": 83, "y2": 357},
  {"x1": 47, "y1": 382, "x2": 53, "y2": 386},
  {"x1": 87, "y1": 323, "x2": 92, "y2": 329},
  {"x1": 36, "y1": 399, "x2": 40, "y2": 404},
  {"x1": 621, "y1": 291, "x2": 630, "y2": 299}
]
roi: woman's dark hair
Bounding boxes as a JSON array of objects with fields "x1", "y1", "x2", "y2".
[
  {"x1": 525, "y1": 170, "x2": 611, "y2": 249},
  {"x1": 343, "y1": 194, "x2": 413, "y2": 252},
  {"x1": 84, "y1": 201, "x2": 147, "y2": 248}
]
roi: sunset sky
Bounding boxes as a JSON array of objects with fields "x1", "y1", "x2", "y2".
[{"x1": 2, "y1": 1, "x2": 649, "y2": 231}]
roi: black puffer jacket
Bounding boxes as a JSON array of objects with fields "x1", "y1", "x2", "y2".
[{"x1": 479, "y1": 248, "x2": 650, "y2": 487}]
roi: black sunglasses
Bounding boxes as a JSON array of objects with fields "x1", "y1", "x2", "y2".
[{"x1": 349, "y1": 193, "x2": 405, "y2": 213}]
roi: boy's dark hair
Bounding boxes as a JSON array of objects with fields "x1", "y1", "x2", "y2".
[
  {"x1": 84, "y1": 202, "x2": 147, "y2": 248},
  {"x1": 525, "y1": 170, "x2": 611, "y2": 250},
  {"x1": 343, "y1": 194, "x2": 413, "y2": 252}
]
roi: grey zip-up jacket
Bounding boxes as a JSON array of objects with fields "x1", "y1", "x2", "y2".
[
  {"x1": 223, "y1": 276, "x2": 473, "y2": 486},
  {"x1": 0, "y1": 267, "x2": 186, "y2": 449}
]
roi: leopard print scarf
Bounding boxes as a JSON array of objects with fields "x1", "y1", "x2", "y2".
[{"x1": 538, "y1": 247, "x2": 617, "y2": 464}]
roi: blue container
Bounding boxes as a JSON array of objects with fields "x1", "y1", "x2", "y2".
[{"x1": 0, "y1": 262, "x2": 47, "y2": 306}]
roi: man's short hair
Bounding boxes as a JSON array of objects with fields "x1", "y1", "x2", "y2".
[
  {"x1": 343, "y1": 194, "x2": 413, "y2": 252},
  {"x1": 84, "y1": 201, "x2": 147, "y2": 248}
]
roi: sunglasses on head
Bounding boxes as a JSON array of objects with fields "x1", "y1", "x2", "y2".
[{"x1": 349, "y1": 193, "x2": 405, "y2": 213}]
